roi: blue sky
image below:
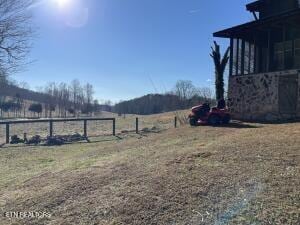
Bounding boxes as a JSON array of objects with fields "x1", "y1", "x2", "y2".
[{"x1": 14, "y1": 0, "x2": 254, "y2": 102}]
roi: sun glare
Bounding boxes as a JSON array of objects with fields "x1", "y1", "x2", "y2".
[
  {"x1": 51, "y1": 0, "x2": 89, "y2": 28},
  {"x1": 54, "y1": 0, "x2": 71, "y2": 9}
]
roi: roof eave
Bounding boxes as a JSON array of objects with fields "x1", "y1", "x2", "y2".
[
  {"x1": 213, "y1": 8, "x2": 300, "y2": 39},
  {"x1": 246, "y1": 0, "x2": 263, "y2": 12},
  {"x1": 213, "y1": 31, "x2": 231, "y2": 38}
]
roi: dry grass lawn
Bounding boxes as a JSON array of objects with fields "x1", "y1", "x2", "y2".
[{"x1": 0, "y1": 113, "x2": 299, "y2": 225}]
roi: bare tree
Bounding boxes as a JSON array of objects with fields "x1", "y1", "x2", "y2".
[
  {"x1": 18, "y1": 81, "x2": 30, "y2": 89},
  {"x1": 70, "y1": 79, "x2": 81, "y2": 114},
  {"x1": 174, "y1": 80, "x2": 196, "y2": 100},
  {"x1": 84, "y1": 83, "x2": 94, "y2": 105},
  {"x1": 197, "y1": 87, "x2": 213, "y2": 101},
  {"x1": 83, "y1": 83, "x2": 94, "y2": 115},
  {"x1": 210, "y1": 41, "x2": 230, "y2": 101},
  {"x1": 41, "y1": 80, "x2": 97, "y2": 117},
  {"x1": 0, "y1": 0, "x2": 35, "y2": 77}
]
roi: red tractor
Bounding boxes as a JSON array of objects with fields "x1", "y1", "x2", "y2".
[{"x1": 188, "y1": 102, "x2": 231, "y2": 126}]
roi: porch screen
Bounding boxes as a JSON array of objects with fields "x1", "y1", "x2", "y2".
[
  {"x1": 244, "y1": 42, "x2": 250, "y2": 75},
  {"x1": 274, "y1": 42, "x2": 284, "y2": 70},
  {"x1": 274, "y1": 40, "x2": 296, "y2": 70},
  {"x1": 249, "y1": 44, "x2": 255, "y2": 73},
  {"x1": 231, "y1": 39, "x2": 255, "y2": 76},
  {"x1": 295, "y1": 39, "x2": 300, "y2": 68},
  {"x1": 232, "y1": 39, "x2": 238, "y2": 75},
  {"x1": 238, "y1": 40, "x2": 243, "y2": 75},
  {"x1": 284, "y1": 40, "x2": 293, "y2": 69}
]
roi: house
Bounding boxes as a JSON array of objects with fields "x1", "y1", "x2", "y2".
[{"x1": 214, "y1": 0, "x2": 300, "y2": 121}]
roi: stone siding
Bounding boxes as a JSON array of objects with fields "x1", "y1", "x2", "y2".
[
  {"x1": 298, "y1": 74, "x2": 300, "y2": 118},
  {"x1": 228, "y1": 70, "x2": 300, "y2": 121}
]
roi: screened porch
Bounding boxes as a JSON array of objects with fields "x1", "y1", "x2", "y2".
[{"x1": 214, "y1": 9, "x2": 300, "y2": 76}]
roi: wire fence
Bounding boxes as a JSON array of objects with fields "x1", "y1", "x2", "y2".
[{"x1": 0, "y1": 115, "x2": 179, "y2": 145}]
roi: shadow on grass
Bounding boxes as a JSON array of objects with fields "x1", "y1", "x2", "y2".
[
  {"x1": 88, "y1": 135, "x2": 123, "y2": 143},
  {"x1": 221, "y1": 122, "x2": 262, "y2": 129},
  {"x1": 0, "y1": 136, "x2": 123, "y2": 150},
  {"x1": 233, "y1": 118, "x2": 300, "y2": 125},
  {"x1": 257, "y1": 119, "x2": 300, "y2": 125}
]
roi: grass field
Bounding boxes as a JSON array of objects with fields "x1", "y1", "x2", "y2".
[{"x1": 0, "y1": 112, "x2": 299, "y2": 225}]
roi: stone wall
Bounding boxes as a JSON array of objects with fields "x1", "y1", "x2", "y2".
[
  {"x1": 298, "y1": 74, "x2": 300, "y2": 118},
  {"x1": 227, "y1": 70, "x2": 300, "y2": 121}
]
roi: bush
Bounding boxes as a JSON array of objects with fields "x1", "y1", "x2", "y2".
[{"x1": 29, "y1": 103, "x2": 42, "y2": 116}]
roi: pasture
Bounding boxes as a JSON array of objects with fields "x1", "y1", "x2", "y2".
[{"x1": 0, "y1": 112, "x2": 299, "y2": 225}]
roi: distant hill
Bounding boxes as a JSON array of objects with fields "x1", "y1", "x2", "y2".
[
  {"x1": 113, "y1": 94, "x2": 213, "y2": 115},
  {"x1": 0, "y1": 80, "x2": 212, "y2": 117},
  {"x1": 0, "y1": 82, "x2": 51, "y2": 104}
]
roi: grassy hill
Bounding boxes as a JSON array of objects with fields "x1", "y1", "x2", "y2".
[{"x1": 0, "y1": 113, "x2": 299, "y2": 225}]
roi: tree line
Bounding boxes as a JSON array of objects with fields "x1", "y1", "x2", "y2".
[
  {"x1": 0, "y1": 79, "x2": 215, "y2": 118},
  {"x1": 41, "y1": 80, "x2": 99, "y2": 117},
  {"x1": 0, "y1": 77, "x2": 109, "y2": 118},
  {"x1": 113, "y1": 80, "x2": 215, "y2": 115}
]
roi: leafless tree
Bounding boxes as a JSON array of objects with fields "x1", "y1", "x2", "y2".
[
  {"x1": 84, "y1": 83, "x2": 94, "y2": 105},
  {"x1": 17, "y1": 81, "x2": 30, "y2": 89},
  {"x1": 41, "y1": 80, "x2": 98, "y2": 117},
  {"x1": 197, "y1": 87, "x2": 213, "y2": 101},
  {"x1": 174, "y1": 80, "x2": 196, "y2": 100},
  {"x1": 0, "y1": 0, "x2": 35, "y2": 77},
  {"x1": 70, "y1": 79, "x2": 81, "y2": 114},
  {"x1": 210, "y1": 41, "x2": 230, "y2": 101}
]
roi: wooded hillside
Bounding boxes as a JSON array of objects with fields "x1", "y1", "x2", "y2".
[
  {"x1": 113, "y1": 93, "x2": 215, "y2": 115},
  {"x1": 0, "y1": 79, "x2": 214, "y2": 117},
  {"x1": 0, "y1": 81, "x2": 51, "y2": 104}
]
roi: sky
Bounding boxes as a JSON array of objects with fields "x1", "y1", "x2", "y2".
[{"x1": 14, "y1": 0, "x2": 254, "y2": 103}]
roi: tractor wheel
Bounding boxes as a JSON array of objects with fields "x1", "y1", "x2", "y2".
[
  {"x1": 222, "y1": 114, "x2": 231, "y2": 124},
  {"x1": 208, "y1": 114, "x2": 221, "y2": 126},
  {"x1": 189, "y1": 117, "x2": 197, "y2": 126}
]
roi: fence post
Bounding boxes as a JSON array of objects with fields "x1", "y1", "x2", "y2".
[
  {"x1": 23, "y1": 133, "x2": 27, "y2": 143},
  {"x1": 174, "y1": 116, "x2": 177, "y2": 128},
  {"x1": 84, "y1": 120, "x2": 87, "y2": 137},
  {"x1": 136, "y1": 117, "x2": 139, "y2": 134},
  {"x1": 49, "y1": 120, "x2": 53, "y2": 137},
  {"x1": 6, "y1": 123, "x2": 9, "y2": 144},
  {"x1": 113, "y1": 118, "x2": 116, "y2": 136}
]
